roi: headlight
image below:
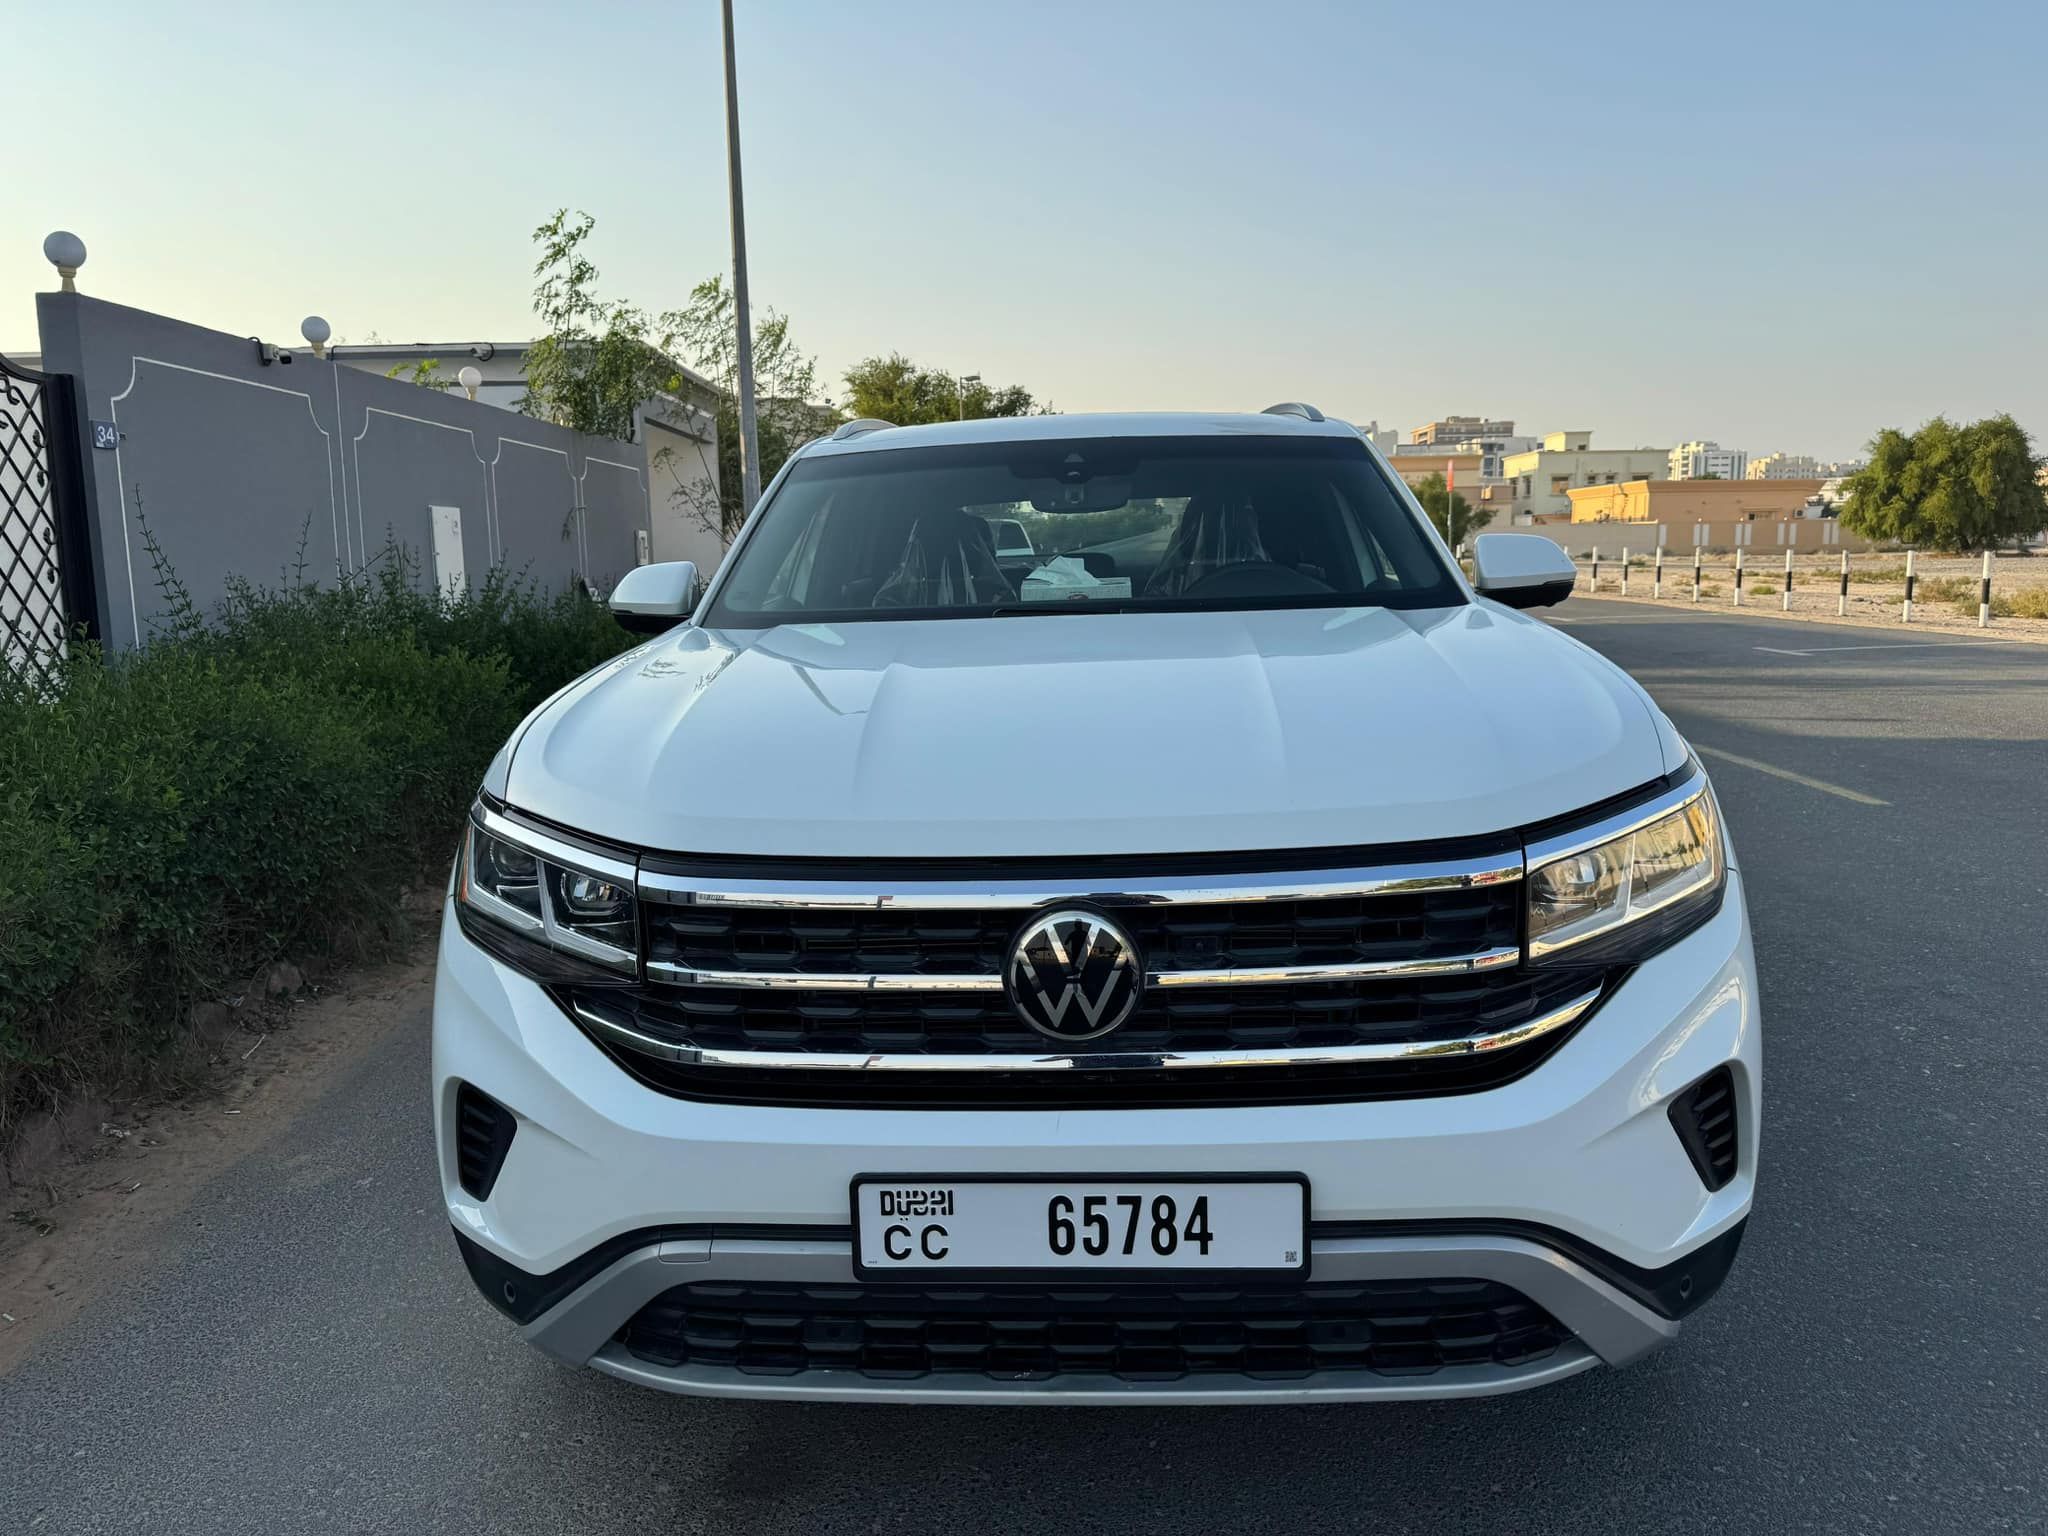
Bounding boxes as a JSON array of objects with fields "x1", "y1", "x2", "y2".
[
  {"x1": 456, "y1": 804, "x2": 639, "y2": 980},
  {"x1": 1527, "y1": 778, "x2": 1724, "y2": 964}
]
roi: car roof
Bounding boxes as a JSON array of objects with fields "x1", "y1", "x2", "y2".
[{"x1": 801, "y1": 411, "x2": 1363, "y2": 457}]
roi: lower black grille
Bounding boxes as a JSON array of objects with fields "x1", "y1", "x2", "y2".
[
  {"x1": 1668, "y1": 1067, "x2": 1738, "y2": 1190},
  {"x1": 616, "y1": 1278, "x2": 1570, "y2": 1382},
  {"x1": 454, "y1": 1083, "x2": 516, "y2": 1200}
]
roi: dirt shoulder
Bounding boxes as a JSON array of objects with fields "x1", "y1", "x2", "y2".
[
  {"x1": 0, "y1": 950, "x2": 434, "y2": 1374},
  {"x1": 1568, "y1": 581, "x2": 2048, "y2": 644}
]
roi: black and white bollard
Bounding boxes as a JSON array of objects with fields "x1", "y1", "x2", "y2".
[
  {"x1": 1692, "y1": 547, "x2": 1702, "y2": 603},
  {"x1": 1838, "y1": 549, "x2": 1849, "y2": 617},
  {"x1": 1782, "y1": 548, "x2": 1793, "y2": 612},
  {"x1": 1733, "y1": 547, "x2": 1744, "y2": 606},
  {"x1": 1654, "y1": 545, "x2": 1664, "y2": 599},
  {"x1": 1902, "y1": 549, "x2": 1916, "y2": 623},
  {"x1": 1621, "y1": 549, "x2": 1630, "y2": 596},
  {"x1": 1590, "y1": 546, "x2": 1600, "y2": 592},
  {"x1": 1980, "y1": 550, "x2": 1993, "y2": 629}
]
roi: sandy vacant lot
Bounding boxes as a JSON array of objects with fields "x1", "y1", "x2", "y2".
[{"x1": 1574, "y1": 551, "x2": 2048, "y2": 643}]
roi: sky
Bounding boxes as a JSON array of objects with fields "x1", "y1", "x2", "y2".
[{"x1": 8, "y1": 0, "x2": 2045, "y2": 462}]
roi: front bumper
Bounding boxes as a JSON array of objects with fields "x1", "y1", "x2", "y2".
[{"x1": 431, "y1": 871, "x2": 1759, "y2": 1403}]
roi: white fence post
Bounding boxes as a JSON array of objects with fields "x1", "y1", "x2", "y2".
[
  {"x1": 1782, "y1": 548, "x2": 1793, "y2": 612},
  {"x1": 1980, "y1": 549, "x2": 1993, "y2": 628},
  {"x1": 1692, "y1": 547, "x2": 1702, "y2": 603},
  {"x1": 1653, "y1": 545, "x2": 1664, "y2": 599},
  {"x1": 1903, "y1": 549, "x2": 1916, "y2": 623},
  {"x1": 1734, "y1": 546, "x2": 1744, "y2": 606},
  {"x1": 1838, "y1": 549, "x2": 1848, "y2": 617}
]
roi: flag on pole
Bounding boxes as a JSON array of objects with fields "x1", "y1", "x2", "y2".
[{"x1": 1445, "y1": 458, "x2": 1455, "y2": 493}]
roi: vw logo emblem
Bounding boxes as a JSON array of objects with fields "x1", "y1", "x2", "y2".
[{"x1": 1004, "y1": 909, "x2": 1144, "y2": 1041}]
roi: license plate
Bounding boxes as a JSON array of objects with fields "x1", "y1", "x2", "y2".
[{"x1": 852, "y1": 1175, "x2": 1309, "y2": 1277}]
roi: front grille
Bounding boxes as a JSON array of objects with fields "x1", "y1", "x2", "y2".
[
  {"x1": 561, "y1": 844, "x2": 1624, "y2": 1108},
  {"x1": 648, "y1": 883, "x2": 1521, "y2": 980},
  {"x1": 1668, "y1": 1067, "x2": 1738, "y2": 1190},
  {"x1": 616, "y1": 1277, "x2": 1570, "y2": 1383},
  {"x1": 454, "y1": 1083, "x2": 516, "y2": 1200},
  {"x1": 562, "y1": 964, "x2": 1602, "y2": 1108}
]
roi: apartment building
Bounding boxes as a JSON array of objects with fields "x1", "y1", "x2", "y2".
[
  {"x1": 1409, "y1": 416, "x2": 1516, "y2": 446},
  {"x1": 1501, "y1": 432, "x2": 1672, "y2": 521},
  {"x1": 1746, "y1": 452, "x2": 1822, "y2": 480},
  {"x1": 1669, "y1": 440, "x2": 1750, "y2": 481},
  {"x1": 1402, "y1": 416, "x2": 1537, "y2": 479}
]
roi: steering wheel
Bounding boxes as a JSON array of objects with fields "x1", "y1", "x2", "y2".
[{"x1": 1179, "y1": 562, "x2": 1334, "y2": 599}]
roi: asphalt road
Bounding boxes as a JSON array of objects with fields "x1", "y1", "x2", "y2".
[{"x1": 6, "y1": 601, "x2": 2046, "y2": 1534}]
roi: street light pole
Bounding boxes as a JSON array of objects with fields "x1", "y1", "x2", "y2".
[
  {"x1": 721, "y1": 0, "x2": 761, "y2": 515},
  {"x1": 958, "y1": 373, "x2": 981, "y2": 422}
]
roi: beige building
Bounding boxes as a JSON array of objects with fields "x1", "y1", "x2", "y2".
[
  {"x1": 1390, "y1": 452, "x2": 1517, "y2": 524},
  {"x1": 1503, "y1": 432, "x2": 1672, "y2": 521},
  {"x1": 1567, "y1": 478, "x2": 1826, "y2": 524},
  {"x1": 1384, "y1": 454, "x2": 1515, "y2": 528},
  {"x1": 1747, "y1": 452, "x2": 1822, "y2": 480}
]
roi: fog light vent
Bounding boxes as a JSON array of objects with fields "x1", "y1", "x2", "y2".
[
  {"x1": 1668, "y1": 1066, "x2": 1738, "y2": 1191},
  {"x1": 455, "y1": 1083, "x2": 516, "y2": 1200}
]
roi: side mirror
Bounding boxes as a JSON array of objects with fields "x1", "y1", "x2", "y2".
[
  {"x1": 1470, "y1": 533, "x2": 1577, "y2": 610},
  {"x1": 609, "y1": 560, "x2": 699, "y2": 634}
]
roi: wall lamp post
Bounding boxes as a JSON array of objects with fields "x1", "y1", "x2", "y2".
[{"x1": 43, "y1": 231, "x2": 87, "y2": 292}]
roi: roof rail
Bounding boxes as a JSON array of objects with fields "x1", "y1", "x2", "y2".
[
  {"x1": 1261, "y1": 402, "x2": 1326, "y2": 423},
  {"x1": 830, "y1": 417, "x2": 897, "y2": 441}
]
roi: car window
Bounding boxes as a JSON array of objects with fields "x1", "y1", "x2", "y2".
[{"x1": 709, "y1": 435, "x2": 1462, "y2": 623}]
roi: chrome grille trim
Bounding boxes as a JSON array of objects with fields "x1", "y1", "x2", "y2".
[
  {"x1": 569, "y1": 987, "x2": 1602, "y2": 1074},
  {"x1": 634, "y1": 854, "x2": 1524, "y2": 911},
  {"x1": 644, "y1": 944, "x2": 1524, "y2": 993}
]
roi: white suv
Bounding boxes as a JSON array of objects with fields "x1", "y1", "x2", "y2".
[{"x1": 435, "y1": 407, "x2": 1757, "y2": 1404}]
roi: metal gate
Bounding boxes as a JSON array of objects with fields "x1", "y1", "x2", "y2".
[{"x1": 1, "y1": 351, "x2": 95, "y2": 689}]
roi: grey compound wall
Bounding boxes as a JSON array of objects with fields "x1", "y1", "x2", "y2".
[{"x1": 36, "y1": 292, "x2": 654, "y2": 651}]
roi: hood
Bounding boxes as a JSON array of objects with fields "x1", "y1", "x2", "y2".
[{"x1": 505, "y1": 604, "x2": 1675, "y2": 859}]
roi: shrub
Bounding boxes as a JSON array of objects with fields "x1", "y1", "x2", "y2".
[
  {"x1": 1914, "y1": 575, "x2": 1975, "y2": 605},
  {"x1": 1982, "y1": 586, "x2": 2048, "y2": 620},
  {"x1": 0, "y1": 549, "x2": 635, "y2": 1140}
]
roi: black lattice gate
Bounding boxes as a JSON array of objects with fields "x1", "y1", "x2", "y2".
[{"x1": 2, "y1": 352, "x2": 95, "y2": 688}]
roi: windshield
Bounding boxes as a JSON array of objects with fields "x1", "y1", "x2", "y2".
[{"x1": 705, "y1": 434, "x2": 1464, "y2": 625}]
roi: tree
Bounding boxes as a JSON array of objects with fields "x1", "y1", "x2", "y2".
[
  {"x1": 1410, "y1": 473, "x2": 1492, "y2": 547},
  {"x1": 523, "y1": 209, "x2": 684, "y2": 440},
  {"x1": 386, "y1": 358, "x2": 453, "y2": 391},
  {"x1": 520, "y1": 212, "x2": 834, "y2": 541},
  {"x1": 663, "y1": 275, "x2": 832, "y2": 540},
  {"x1": 843, "y1": 353, "x2": 1044, "y2": 425},
  {"x1": 1840, "y1": 414, "x2": 2046, "y2": 550}
]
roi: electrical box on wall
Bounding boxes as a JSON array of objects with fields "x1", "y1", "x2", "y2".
[{"x1": 430, "y1": 505, "x2": 465, "y2": 594}]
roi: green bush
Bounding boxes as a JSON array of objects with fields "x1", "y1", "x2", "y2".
[{"x1": 0, "y1": 550, "x2": 635, "y2": 1138}]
